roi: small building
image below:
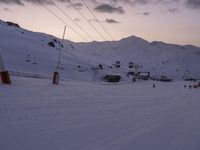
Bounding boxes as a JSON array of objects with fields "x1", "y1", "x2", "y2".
[
  {"x1": 138, "y1": 72, "x2": 150, "y2": 80},
  {"x1": 103, "y1": 75, "x2": 121, "y2": 82}
]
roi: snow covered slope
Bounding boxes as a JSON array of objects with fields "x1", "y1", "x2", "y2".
[
  {"x1": 1, "y1": 19, "x2": 200, "y2": 150},
  {"x1": 0, "y1": 19, "x2": 200, "y2": 81},
  {"x1": 1, "y1": 76, "x2": 200, "y2": 150}
]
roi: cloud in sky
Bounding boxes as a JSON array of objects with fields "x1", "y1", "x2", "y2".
[
  {"x1": 74, "y1": 18, "x2": 81, "y2": 22},
  {"x1": 0, "y1": 0, "x2": 24, "y2": 5},
  {"x1": 136, "y1": 12, "x2": 151, "y2": 16},
  {"x1": 124, "y1": 0, "x2": 148, "y2": 5},
  {"x1": 105, "y1": 18, "x2": 119, "y2": 23},
  {"x1": 67, "y1": 2, "x2": 84, "y2": 9},
  {"x1": 168, "y1": 8, "x2": 180, "y2": 13},
  {"x1": 93, "y1": 0, "x2": 199, "y2": 10},
  {"x1": 3, "y1": 7, "x2": 11, "y2": 11},
  {"x1": 0, "y1": 0, "x2": 66, "y2": 5},
  {"x1": 1, "y1": 0, "x2": 200, "y2": 10},
  {"x1": 94, "y1": 4, "x2": 125, "y2": 14},
  {"x1": 142, "y1": 12, "x2": 150, "y2": 16},
  {"x1": 185, "y1": 0, "x2": 200, "y2": 9}
]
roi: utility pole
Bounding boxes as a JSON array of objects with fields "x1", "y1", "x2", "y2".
[{"x1": 53, "y1": 26, "x2": 66, "y2": 85}]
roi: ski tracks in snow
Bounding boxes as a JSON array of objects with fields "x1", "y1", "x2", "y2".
[{"x1": 0, "y1": 77, "x2": 200, "y2": 150}]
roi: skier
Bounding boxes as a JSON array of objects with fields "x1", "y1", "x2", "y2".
[{"x1": 153, "y1": 84, "x2": 156, "y2": 88}]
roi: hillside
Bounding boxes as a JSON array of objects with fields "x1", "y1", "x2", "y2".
[
  {"x1": 1, "y1": 20, "x2": 200, "y2": 150},
  {"x1": 0, "y1": 19, "x2": 200, "y2": 81}
]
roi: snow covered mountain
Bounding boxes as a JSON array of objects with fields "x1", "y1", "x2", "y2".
[
  {"x1": 1, "y1": 20, "x2": 200, "y2": 150},
  {"x1": 0, "y1": 19, "x2": 200, "y2": 81}
]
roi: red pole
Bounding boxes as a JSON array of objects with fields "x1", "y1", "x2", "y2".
[
  {"x1": 0, "y1": 53, "x2": 11, "y2": 84},
  {"x1": 0, "y1": 71, "x2": 11, "y2": 84}
]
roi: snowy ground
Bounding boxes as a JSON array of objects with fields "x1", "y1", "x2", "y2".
[{"x1": 0, "y1": 76, "x2": 200, "y2": 150}]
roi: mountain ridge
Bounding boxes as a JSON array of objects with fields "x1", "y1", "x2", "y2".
[
  {"x1": 1, "y1": 19, "x2": 199, "y2": 48},
  {"x1": 0, "y1": 19, "x2": 200, "y2": 81}
]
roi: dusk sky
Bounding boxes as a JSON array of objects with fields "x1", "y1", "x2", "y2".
[{"x1": 0, "y1": 0, "x2": 200, "y2": 46}]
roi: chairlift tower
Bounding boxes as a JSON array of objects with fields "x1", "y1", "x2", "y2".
[{"x1": 53, "y1": 26, "x2": 66, "y2": 85}]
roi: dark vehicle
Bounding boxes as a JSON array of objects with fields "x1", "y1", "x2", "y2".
[
  {"x1": 160, "y1": 76, "x2": 173, "y2": 82},
  {"x1": 103, "y1": 75, "x2": 121, "y2": 82}
]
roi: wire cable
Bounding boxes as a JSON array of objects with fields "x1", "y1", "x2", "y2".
[
  {"x1": 41, "y1": 1, "x2": 113, "y2": 58},
  {"x1": 80, "y1": 0, "x2": 114, "y2": 41},
  {"x1": 78, "y1": 0, "x2": 118, "y2": 51},
  {"x1": 49, "y1": 0, "x2": 96, "y2": 41},
  {"x1": 68, "y1": 0, "x2": 108, "y2": 41},
  {"x1": 40, "y1": 2, "x2": 88, "y2": 41},
  {"x1": 44, "y1": 0, "x2": 109, "y2": 52}
]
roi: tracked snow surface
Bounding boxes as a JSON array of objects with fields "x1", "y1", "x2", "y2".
[
  {"x1": 0, "y1": 20, "x2": 200, "y2": 150},
  {"x1": 1, "y1": 77, "x2": 200, "y2": 150}
]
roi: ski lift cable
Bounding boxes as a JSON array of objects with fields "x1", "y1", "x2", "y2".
[
  {"x1": 68, "y1": 0, "x2": 113, "y2": 56},
  {"x1": 80, "y1": 0, "x2": 128, "y2": 58},
  {"x1": 79, "y1": 2, "x2": 124, "y2": 65},
  {"x1": 43, "y1": 0, "x2": 116, "y2": 61},
  {"x1": 40, "y1": 2, "x2": 88, "y2": 41},
  {"x1": 80, "y1": 0, "x2": 122, "y2": 51},
  {"x1": 49, "y1": 0, "x2": 94, "y2": 41},
  {"x1": 80, "y1": 0, "x2": 114, "y2": 41},
  {"x1": 40, "y1": 1, "x2": 115, "y2": 68},
  {"x1": 68, "y1": 0, "x2": 108, "y2": 42},
  {"x1": 49, "y1": 0, "x2": 109, "y2": 53}
]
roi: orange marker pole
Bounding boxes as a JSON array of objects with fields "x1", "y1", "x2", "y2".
[{"x1": 0, "y1": 53, "x2": 11, "y2": 84}]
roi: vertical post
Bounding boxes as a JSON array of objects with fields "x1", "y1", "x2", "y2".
[
  {"x1": 0, "y1": 53, "x2": 11, "y2": 84},
  {"x1": 52, "y1": 71, "x2": 59, "y2": 85},
  {"x1": 56, "y1": 26, "x2": 66, "y2": 71},
  {"x1": 53, "y1": 26, "x2": 66, "y2": 85},
  {"x1": 0, "y1": 53, "x2": 5, "y2": 71},
  {"x1": 93, "y1": 69, "x2": 97, "y2": 82}
]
